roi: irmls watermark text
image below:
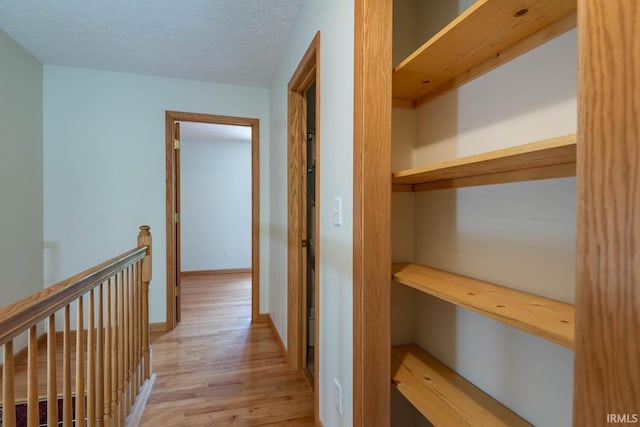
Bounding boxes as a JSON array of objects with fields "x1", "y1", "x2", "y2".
[{"x1": 607, "y1": 413, "x2": 639, "y2": 424}]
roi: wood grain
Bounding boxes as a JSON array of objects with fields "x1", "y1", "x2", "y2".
[
  {"x1": 139, "y1": 272, "x2": 314, "y2": 426},
  {"x1": 3, "y1": 340, "x2": 15, "y2": 427},
  {"x1": 392, "y1": 134, "x2": 576, "y2": 187},
  {"x1": 393, "y1": 0, "x2": 576, "y2": 105},
  {"x1": 354, "y1": 0, "x2": 392, "y2": 425},
  {"x1": 574, "y1": 0, "x2": 640, "y2": 424},
  {"x1": 393, "y1": 263, "x2": 575, "y2": 349},
  {"x1": 175, "y1": 122, "x2": 182, "y2": 325},
  {"x1": 47, "y1": 314, "x2": 58, "y2": 427},
  {"x1": 26, "y1": 326, "x2": 38, "y2": 427},
  {"x1": 392, "y1": 345, "x2": 532, "y2": 426},
  {"x1": 287, "y1": 78, "x2": 305, "y2": 373},
  {"x1": 75, "y1": 298, "x2": 85, "y2": 427}
]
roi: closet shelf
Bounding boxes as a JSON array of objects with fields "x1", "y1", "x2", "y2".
[
  {"x1": 393, "y1": 0, "x2": 576, "y2": 108},
  {"x1": 392, "y1": 344, "x2": 532, "y2": 426},
  {"x1": 392, "y1": 263, "x2": 574, "y2": 349},
  {"x1": 392, "y1": 134, "x2": 576, "y2": 192}
]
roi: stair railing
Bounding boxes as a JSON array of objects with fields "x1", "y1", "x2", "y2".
[{"x1": 0, "y1": 225, "x2": 153, "y2": 427}]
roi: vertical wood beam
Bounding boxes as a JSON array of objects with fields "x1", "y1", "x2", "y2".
[
  {"x1": 138, "y1": 225, "x2": 152, "y2": 380},
  {"x1": 287, "y1": 88, "x2": 305, "y2": 372},
  {"x1": 76, "y1": 298, "x2": 85, "y2": 427},
  {"x1": 47, "y1": 314, "x2": 58, "y2": 427},
  {"x1": 3, "y1": 340, "x2": 16, "y2": 427},
  {"x1": 63, "y1": 306, "x2": 72, "y2": 427},
  {"x1": 574, "y1": 0, "x2": 640, "y2": 424},
  {"x1": 27, "y1": 326, "x2": 38, "y2": 427},
  {"x1": 353, "y1": 0, "x2": 392, "y2": 425}
]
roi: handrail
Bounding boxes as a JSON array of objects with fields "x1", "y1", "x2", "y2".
[
  {"x1": 0, "y1": 225, "x2": 153, "y2": 427},
  {"x1": 0, "y1": 246, "x2": 147, "y2": 347}
]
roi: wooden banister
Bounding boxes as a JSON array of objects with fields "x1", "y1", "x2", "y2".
[
  {"x1": 0, "y1": 225, "x2": 153, "y2": 427},
  {"x1": 0, "y1": 246, "x2": 147, "y2": 347}
]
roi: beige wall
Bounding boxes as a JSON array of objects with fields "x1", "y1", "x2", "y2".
[
  {"x1": 0, "y1": 28, "x2": 43, "y2": 359},
  {"x1": 268, "y1": 1, "x2": 355, "y2": 425},
  {"x1": 0, "y1": 29, "x2": 43, "y2": 308}
]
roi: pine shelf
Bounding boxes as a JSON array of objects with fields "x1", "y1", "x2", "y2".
[
  {"x1": 392, "y1": 344, "x2": 532, "y2": 426},
  {"x1": 393, "y1": 0, "x2": 577, "y2": 108},
  {"x1": 392, "y1": 134, "x2": 576, "y2": 192},
  {"x1": 392, "y1": 263, "x2": 575, "y2": 349}
]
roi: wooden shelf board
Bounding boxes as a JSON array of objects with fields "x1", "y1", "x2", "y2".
[
  {"x1": 392, "y1": 344, "x2": 532, "y2": 426},
  {"x1": 392, "y1": 0, "x2": 576, "y2": 106},
  {"x1": 392, "y1": 263, "x2": 575, "y2": 349},
  {"x1": 392, "y1": 134, "x2": 576, "y2": 190}
]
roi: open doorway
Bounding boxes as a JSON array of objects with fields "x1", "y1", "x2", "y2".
[
  {"x1": 165, "y1": 111, "x2": 260, "y2": 331},
  {"x1": 287, "y1": 32, "x2": 320, "y2": 420}
]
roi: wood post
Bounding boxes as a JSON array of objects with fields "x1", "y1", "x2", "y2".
[
  {"x1": 574, "y1": 0, "x2": 640, "y2": 424},
  {"x1": 3, "y1": 340, "x2": 16, "y2": 427},
  {"x1": 27, "y1": 325, "x2": 38, "y2": 427},
  {"x1": 137, "y1": 225, "x2": 152, "y2": 380},
  {"x1": 47, "y1": 314, "x2": 58, "y2": 427}
]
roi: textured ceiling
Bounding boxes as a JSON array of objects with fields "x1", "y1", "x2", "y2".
[
  {"x1": 180, "y1": 122, "x2": 251, "y2": 142},
  {"x1": 0, "y1": 0, "x2": 305, "y2": 87}
]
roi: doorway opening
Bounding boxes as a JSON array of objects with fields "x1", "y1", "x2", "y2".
[
  {"x1": 165, "y1": 111, "x2": 260, "y2": 331},
  {"x1": 287, "y1": 32, "x2": 320, "y2": 419}
]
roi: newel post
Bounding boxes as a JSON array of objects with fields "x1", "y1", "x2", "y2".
[{"x1": 137, "y1": 225, "x2": 152, "y2": 380}]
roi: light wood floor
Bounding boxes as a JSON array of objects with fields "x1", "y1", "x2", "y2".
[{"x1": 139, "y1": 272, "x2": 314, "y2": 426}]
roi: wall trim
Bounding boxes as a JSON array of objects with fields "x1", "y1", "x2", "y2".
[
  {"x1": 353, "y1": 0, "x2": 392, "y2": 425},
  {"x1": 265, "y1": 313, "x2": 287, "y2": 357},
  {"x1": 150, "y1": 322, "x2": 167, "y2": 333},
  {"x1": 180, "y1": 268, "x2": 251, "y2": 277}
]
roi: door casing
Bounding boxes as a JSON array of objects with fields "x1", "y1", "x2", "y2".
[
  {"x1": 287, "y1": 32, "x2": 321, "y2": 422},
  {"x1": 165, "y1": 111, "x2": 261, "y2": 330}
]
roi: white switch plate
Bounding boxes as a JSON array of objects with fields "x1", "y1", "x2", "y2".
[
  {"x1": 333, "y1": 197, "x2": 342, "y2": 226},
  {"x1": 333, "y1": 378, "x2": 343, "y2": 415}
]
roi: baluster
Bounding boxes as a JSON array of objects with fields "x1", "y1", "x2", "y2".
[
  {"x1": 27, "y1": 325, "x2": 38, "y2": 427},
  {"x1": 96, "y1": 283, "x2": 104, "y2": 427},
  {"x1": 76, "y1": 297, "x2": 85, "y2": 427},
  {"x1": 124, "y1": 266, "x2": 131, "y2": 414},
  {"x1": 118, "y1": 270, "x2": 125, "y2": 427},
  {"x1": 63, "y1": 305, "x2": 72, "y2": 427},
  {"x1": 128, "y1": 264, "x2": 135, "y2": 410},
  {"x1": 122, "y1": 267, "x2": 128, "y2": 416},
  {"x1": 104, "y1": 279, "x2": 112, "y2": 426},
  {"x1": 137, "y1": 225, "x2": 152, "y2": 381},
  {"x1": 3, "y1": 340, "x2": 16, "y2": 427},
  {"x1": 133, "y1": 263, "x2": 139, "y2": 397},
  {"x1": 136, "y1": 262, "x2": 142, "y2": 392},
  {"x1": 48, "y1": 314, "x2": 58, "y2": 427},
  {"x1": 87, "y1": 290, "x2": 95, "y2": 427},
  {"x1": 111, "y1": 276, "x2": 119, "y2": 427}
]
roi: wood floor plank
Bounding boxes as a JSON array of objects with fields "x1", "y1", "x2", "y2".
[{"x1": 139, "y1": 272, "x2": 314, "y2": 426}]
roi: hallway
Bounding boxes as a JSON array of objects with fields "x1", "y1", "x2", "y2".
[{"x1": 140, "y1": 272, "x2": 314, "y2": 426}]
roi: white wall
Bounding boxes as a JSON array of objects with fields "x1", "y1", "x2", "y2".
[
  {"x1": 268, "y1": 1, "x2": 355, "y2": 425},
  {"x1": 391, "y1": 1, "x2": 576, "y2": 426},
  {"x1": 180, "y1": 137, "x2": 251, "y2": 272},
  {"x1": 43, "y1": 65, "x2": 270, "y2": 321},
  {"x1": 0, "y1": 29, "x2": 43, "y2": 308}
]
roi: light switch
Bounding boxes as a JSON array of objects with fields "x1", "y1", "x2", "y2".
[{"x1": 333, "y1": 197, "x2": 342, "y2": 226}]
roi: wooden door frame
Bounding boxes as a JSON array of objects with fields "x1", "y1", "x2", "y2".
[
  {"x1": 165, "y1": 111, "x2": 260, "y2": 330},
  {"x1": 287, "y1": 32, "x2": 321, "y2": 420},
  {"x1": 353, "y1": 0, "x2": 392, "y2": 426},
  {"x1": 574, "y1": 0, "x2": 640, "y2": 423}
]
